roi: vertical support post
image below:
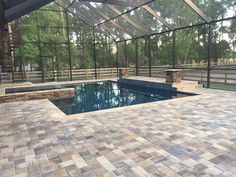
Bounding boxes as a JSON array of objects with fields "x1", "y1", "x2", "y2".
[
  {"x1": 10, "y1": 25, "x2": 14, "y2": 83},
  {"x1": 207, "y1": 23, "x2": 212, "y2": 88},
  {"x1": 0, "y1": 0, "x2": 4, "y2": 31},
  {"x1": 0, "y1": 1, "x2": 13, "y2": 82},
  {"x1": 36, "y1": 11, "x2": 44, "y2": 82},
  {"x1": 135, "y1": 39, "x2": 139, "y2": 76},
  {"x1": 0, "y1": 0, "x2": 4, "y2": 82},
  {"x1": 65, "y1": 11, "x2": 72, "y2": 81},
  {"x1": 172, "y1": 30, "x2": 176, "y2": 69},
  {"x1": 148, "y1": 36, "x2": 151, "y2": 77},
  {"x1": 116, "y1": 42, "x2": 119, "y2": 77},
  {"x1": 124, "y1": 40, "x2": 128, "y2": 68},
  {"x1": 93, "y1": 27, "x2": 97, "y2": 79},
  {"x1": 0, "y1": 0, "x2": 2, "y2": 83},
  {"x1": 156, "y1": 36, "x2": 159, "y2": 77}
]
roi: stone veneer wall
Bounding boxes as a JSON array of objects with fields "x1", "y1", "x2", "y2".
[
  {"x1": 0, "y1": 88, "x2": 75, "y2": 103},
  {"x1": 165, "y1": 69, "x2": 182, "y2": 83},
  {"x1": 119, "y1": 68, "x2": 129, "y2": 78}
]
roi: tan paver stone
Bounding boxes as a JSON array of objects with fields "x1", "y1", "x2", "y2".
[
  {"x1": 71, "y1": 154, "x2": 88, "y2": 169},
  {"x1": 97, "y1": 156, "x2": 116, "y2": 172},
  {"x1": 204, "y1": 167, "x2": 222, "y2": 175},
  {"x1": 200, "y1": 152, "x2": 216, "y2": 160},
  {"x1": 103, "y1": 171, "x2": 118, "y2": 177},
  {"x1": 132, "y1": 166, "x2": 154, "y2": 177},
  {"x1": 58, "y1": 160, "x2": 74, "y2": 168}
]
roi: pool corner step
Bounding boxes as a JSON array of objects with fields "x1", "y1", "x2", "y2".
[
  {"x1": 118, "y1": 78, "x2": 176, "y2": 91},
  {"x1": 172, "y1": 81, "x2": 203, "y2": 91}
]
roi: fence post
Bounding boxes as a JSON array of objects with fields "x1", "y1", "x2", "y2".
[
  {"x1": 26, "y1": 72, "x2": 28, "y2": 81},
  {"x1": 111, "y1": 68, "x2": 113, "y2": 77},
  {"x1": 182, "y1": 69, "x2": 184, "y2": 80},
  {"x1": 85, "y1": 69, "x2": 88, "y2": 79},
  {"x1": 201, "y1": 68, "x2": 203, "y2": 83},
  {"x1": 54, "y1": 44, "x2": 59, "y2": 81},
  {"x1": 224, "y1": 68, "x2": 227, "y2": 84}
]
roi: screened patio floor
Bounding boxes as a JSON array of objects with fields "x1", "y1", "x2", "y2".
[{"x1": 0, "y1": 79, "x2": 236, "y2": 177}]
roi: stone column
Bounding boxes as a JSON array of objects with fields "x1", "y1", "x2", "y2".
[
  {"x1": 165, "y1": 69, "x2": 183, "y2": 84},
  {"x1": 119, "y1": 68, "x2": 129, "y2": 78}
]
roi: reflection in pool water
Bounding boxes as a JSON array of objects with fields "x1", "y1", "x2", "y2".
[{"x1": 52, "y1": 81, "x2": 191, "y2": 115}]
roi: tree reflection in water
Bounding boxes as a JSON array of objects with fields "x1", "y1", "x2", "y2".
[{"x1": 52, "y1": 81, "x2": 188, "y2": 115}]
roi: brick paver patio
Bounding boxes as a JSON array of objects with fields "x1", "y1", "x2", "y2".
[{"x1": 0, "y1": 87, "x2": 236, "y2": 177}]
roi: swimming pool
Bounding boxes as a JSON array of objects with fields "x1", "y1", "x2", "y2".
[{"x1": 52, "y1": 81, "x2": 194, "y2": 115}]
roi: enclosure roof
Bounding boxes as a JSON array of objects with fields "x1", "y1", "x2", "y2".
[
  {"x1": 4, "y1": 0, "x2": 236, "y2": 42},
  {"x1": 4, "y1": 0, "x2": 54, "y2": 22}
]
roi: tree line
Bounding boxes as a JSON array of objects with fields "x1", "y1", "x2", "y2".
[{"x1": 11, "y1": 1, "x2": 235, "y2": 72}]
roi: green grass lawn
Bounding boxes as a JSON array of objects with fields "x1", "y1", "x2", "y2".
[{"x1": 203, "y1": 82, "x2": 236, "y2": 91}]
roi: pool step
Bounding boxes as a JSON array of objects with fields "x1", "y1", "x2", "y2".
[
  {"x1": 118, "y1": 77, "x2": 202, "y2": 92},
  {"x1": 172, "y1": 81, "x2": 203, "y2": 91},
  {"x1": 0, "y1": 88, "x2": 75, "y2": 103},
  {"x1": 118, "y1": 78, "x2": 177, "y2": 92}
]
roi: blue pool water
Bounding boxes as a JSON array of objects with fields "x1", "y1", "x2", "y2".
[{"x1": 52, "y1": 81, "x2": 193, "y2": 115}]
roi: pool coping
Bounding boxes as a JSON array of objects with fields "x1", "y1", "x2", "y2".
[
  {"x1": 66, "y1": 94, "x2": 204, "y2": 119},
  {"x1": 42, "y1": 80, "x2": 209, "y2": 119},
  {"x1": 25, "y1": 87, "x2": 210, "y2": 121}
]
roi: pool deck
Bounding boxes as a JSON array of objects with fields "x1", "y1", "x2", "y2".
[{"x1": 0, "y1": 77, "x2": 236, "y2": 177}]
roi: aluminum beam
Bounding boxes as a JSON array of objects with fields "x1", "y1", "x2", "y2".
[
  {"x1": 94, "y1": 0, "x2": 154, "y2": 27},
  {"x1": 83, "y1": 2, "x2": 134, "y2": 38},
  {"x1": 94, "y1": 24, "x2": 122, "y2": 41},
  {"x1": 65, "y1": 0, "x2": 76, "y2": 10},
  {"x1": 69, "y1": 6, "x2": 120, "y2": 41},
  {"x1": 183, "y1": 0, "x2": 210, "y2": 23},
  {"x1": 142, "y1": 5, "x2": 172, "y2": 30},
  {"x1": 77, "y1": 12, "x2": 118, "y2": 41},
  {"x1": 55, "y1": 1, "x2": 119, "y2": 41},
  {"x1": 80, "y1": 0, "x2": 150, "y2": 7},
  {"x1": 56, "y1": 1, "x2": 94, "y2": 27},
  {"x1": 4, "y1": 0, "x2": 25, "y2": 10},
  {"x1": 106, "y1": 4, "x2": 148, "y2": 35},
  {"x1": 5, "y1": 0, "x2": 54, "y2": 22}
]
